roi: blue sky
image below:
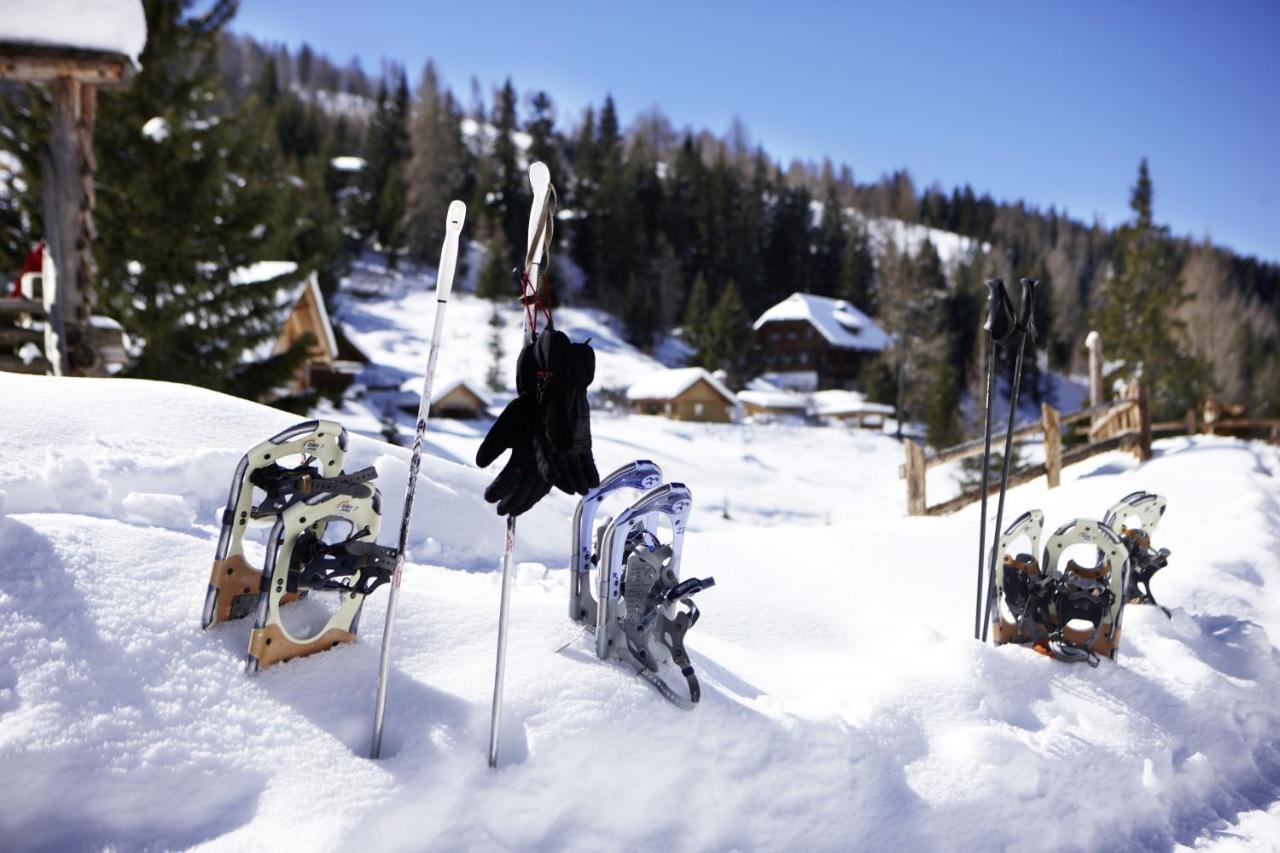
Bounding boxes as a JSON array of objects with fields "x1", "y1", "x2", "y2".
[{"x1": 235, "y1": 1, "x2": 1280, "y2": 263}]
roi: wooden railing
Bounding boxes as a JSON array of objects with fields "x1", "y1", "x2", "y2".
[{"x1": 900, "y1": 381, "x2": 1151, "y2": 516}]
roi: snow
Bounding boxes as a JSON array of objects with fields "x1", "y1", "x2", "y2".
[
  {"x1": 861, "y1": 214, "x2": 989, "y2": 270},
  {"x1": 141, "y1": 116, "x2": 169, "y2": 142},
  {"x1": 4, "y1": 368, "x2": 1280, "y2": 850},
  {"x1": 228, "y1": 260, "x2": 299, "y2": 287},
  {"x1": 0, "y1": 0, "x2": 146, "y2": 63},
  {"x1": 337, "y1": 259, "x2": 673, "y2": 401},
  {"x1": 754, "y1": 292, "x2": 890, "y2": 352},
  {"x1": 737, "y1": 389, "x2": 807, "y2": 410},
  {"x1": 809, "y1": 388, "x2": 895, "y2": 417},
  {"x1": 624, "y1": 366, "x2": 736, "y2": 403},
  {"x1": 330, "y1": 156, "x2": 366, "y2": 173}
]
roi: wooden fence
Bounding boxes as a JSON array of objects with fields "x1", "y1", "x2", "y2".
[
  {"x1": 0, "y1": 297, "x2": 52, "y2": 374},
  {"x1": 901, "y1": 383, "x2": 1280, "y2": 515}
]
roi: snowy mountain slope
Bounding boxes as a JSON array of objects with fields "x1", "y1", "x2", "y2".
[{"x1": 2, "y1": 372, "x2": 1280, "y2": 851}]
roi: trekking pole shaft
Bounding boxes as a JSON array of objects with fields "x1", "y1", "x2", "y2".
[
  {"x1": 981, "y1": 338, "x2": 1029, "y2": 643},
  {"x1": 488, "y1": 503, "x2": 518, "y2": 767},
  {"x1": 974, "y1": 342, "x2": 999, "y2": 640},
  {"x1": 370, "y1": 297, "x2": 450, "y2": 759}
]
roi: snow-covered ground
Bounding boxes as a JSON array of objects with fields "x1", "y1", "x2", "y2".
[{"x1": 2, "y1": 370, "x2": 1280, "y2": 852}]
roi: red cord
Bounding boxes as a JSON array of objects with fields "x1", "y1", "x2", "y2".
[{"x1": 518, "y1": 271, "x2": 554, "y2": 336}]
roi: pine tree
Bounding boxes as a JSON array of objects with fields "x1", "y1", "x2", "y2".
[
  {"x1": 1093, "y1": 159, "x2": 1207, "y2": 416},
  {"x1": 486, "y1": 305, "x2": 505, "y2": 391},
  {"x1": 490, "y1": 79, "x2": 528, "y2": 271},
  {"x1": 839, "y1": 217, "x2": 875, "y2": 313},
  {"x1": 924, "y1": 360, "x2": 963, "y2": 448},
  {"x1": 681, "y1": 272, "x2": 710, "y2": 356},
  {"x1": 93, "y1": 0, "x2": 312, "y2": 399},
  {"x1": 525, "y1": 91, "x2": 563, "y2": 183},
  {"x1": 702, "y1": 280, "x2": 753, "y2": 386},
  {"x1": 812, "y1": 181, "x2": 846, "y2": 297},
  {"x1": 403, "y1": 62, "x2": 466, "y2": 263},
  {"x1": 476, "y1": 225, "x2": 513, "y2": 300}
]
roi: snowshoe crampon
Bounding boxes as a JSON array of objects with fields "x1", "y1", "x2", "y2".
[
  {"x1": 991, "y1": 514, "x2": 1131, "y2": 666},
  {"x1": 246, "y1": 482, "x2": 396, "y2": 673},
  {"x1": 203, "y1": 420, "x2": 351, "y2": 628},
  {"x1": 573, "y1": 463, "x2": 714, "y2": 709},
  {"x1": 1104, "y1": 491, "x2": 1171, "y2": 617}
]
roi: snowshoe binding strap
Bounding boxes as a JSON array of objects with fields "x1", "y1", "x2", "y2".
[
  {"x1": 203, "y1": 420, "x2": 348, "y2": 629},
  {"x1": 249, "y1": 465, "x2": 377, "y2": 519},
  {"x1": 620, "y1": 538, "x2": 714, "y2": 710},
  {"x1": 570, "y1": 460, "x2": 663, "y2": 627},
  {"x1": 1039, "y1": 518, "x2": 1130, "y2": 662},
  {"x1": 245, "y1": 486, "x2": 386, "y2": 674}
]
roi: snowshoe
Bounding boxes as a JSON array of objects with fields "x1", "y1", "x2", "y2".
[
  {"x1": 246, "y1": 479, "x2": 397, "y2": 673},
  {"x1": 1103, "y1": 491, "x2": 1171, "y2": 617},
  {"x1": 574, "y1": 473, "x2": 714, "y2": 709},
  {"x1": 989, "y1": 510, "x2": 1047, "y2": 646},
  {"x1": 1036, "y1": 518, "x2": 1131, "y2": 665},
  {"x1": 202, "y1": 420, "x2": 371, "y2": 628},
  {"x1": 570, "y1": 459, "x2": 664, "y2": 627}
]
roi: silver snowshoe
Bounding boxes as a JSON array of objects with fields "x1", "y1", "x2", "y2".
[{"x1": 572, "y1": 463, "x2": 714, "y2": 708}]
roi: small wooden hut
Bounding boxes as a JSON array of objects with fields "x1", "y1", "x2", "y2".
[{"x1": 626, "y1": 367, "x2": 738, "y2": 423}]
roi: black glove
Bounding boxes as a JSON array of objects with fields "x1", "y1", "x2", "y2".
[
  {"x1": 475, "y1": 344, "x2": 552, "y2": 517},
  {"x1": 531, "y1": 329, "x2": 600, "y2": 495}
]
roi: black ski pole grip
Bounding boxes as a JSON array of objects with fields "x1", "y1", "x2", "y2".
[
  {"x1": 1017, "y1": 277, "x2": 1038, "y2": 342},
  {"x1": 984, "y1": 279, "x2": 1014, "y2": 343}
]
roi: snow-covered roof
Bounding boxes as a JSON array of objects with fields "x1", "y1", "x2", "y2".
[
  {"x1": 229, "y1": 261, "x2": 299, "y2": 287},
  {"x1": 0, "y1": 1, "x2": 147, "y2": 63},
  {"x1": 399, "y1": 377, "x2": 492, "y2": 408},
  {"x1": 809, "y1": 389, "x2": 894, "y2": 417},
  {"x1": 754, "y1": 293, "x2": 888, "y2": 352},
  {"x1": 738, "y1": 390, "x2": 807, "y2": 410},
  {"x1": 330, "y1": 156, "x2": 366, "y2": 173},
  {"x1": 625, "y1": 367, "x2": 737, "y2": 404}
]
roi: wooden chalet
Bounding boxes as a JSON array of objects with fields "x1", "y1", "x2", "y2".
[
  {"x1": 626, "y1": 367, "x2": 738, "y2": 423},
  {"x1": 753, "y1": 293, "x2": 888, "y2": 390}
]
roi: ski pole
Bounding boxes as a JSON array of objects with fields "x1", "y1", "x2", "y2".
[
  {"x1": 974, "y1": 279, "x2": 1013, "y2": 640},
  {"x1": 369, "y1": 200, "x2": 467, "y2": 760},
  {"x1": 981, "y1": 278, "x2": 1037, "y2": 643},
  {"x1": 489, "y1": 162, "x2": 554, "y2": 768}
]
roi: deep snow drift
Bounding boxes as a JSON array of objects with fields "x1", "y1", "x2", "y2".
[{"x1": 2, "y1": 372, "x2": 1279, "y2": 852}]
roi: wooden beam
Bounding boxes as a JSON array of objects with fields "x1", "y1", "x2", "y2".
[
  {"x1": 1136, "y1": 382, "x2": 1153, "y2": 462},
  {"x1": 904, "y1": 441, "x2": 927, "y2": 516},
  {"x1": 0, "y1": 45, "x2": 132, "y2": 87},
  {"x1": 1042, "y1": 403, "x2": 1062, "y2": 489}
]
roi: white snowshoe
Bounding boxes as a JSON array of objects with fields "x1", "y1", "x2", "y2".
[
  {"x1": 1103, "y1": 491, "x2": 1171, "y2": 617},
  {"x1": 572, "y1": 462, "x2": 714, "y2": 709},
  {"x1": 202, "y1": 420, "x2": 374, "y2": 628},
  {"x1": 990, "y1": 513, "x2": 1131, "y2": 665},
  {"x1": 246, "y1": 479, "x2": 397, "y2": 673}
]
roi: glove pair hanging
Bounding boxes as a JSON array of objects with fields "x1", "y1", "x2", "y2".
[{"x1": 476, "y1": 328, "x2": 601, "y2": 516}]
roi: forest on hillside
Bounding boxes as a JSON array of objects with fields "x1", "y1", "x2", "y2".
[{"x1": 2, "y1": 1, "x2": 1277, "y2": 443}]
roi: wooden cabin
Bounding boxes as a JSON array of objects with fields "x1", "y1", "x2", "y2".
[
  {"x1": 738, "y1": 389, "x2": 808, "y2": 421},
  {"x1": 626, "y1": 367, "x2": 738, "y2": 423},
  {"x1": 754, "y1": 293, "x2": 888, "y2": 390},
  {"x1": 270, "y1": 272, "x2": 367, "y2": 397},
  {"x1": 809, "y1": 389, "x2": 895, "y2": 429},
  {"x1": 399, "y1": 378, "x2": 492, "y2": 419}
]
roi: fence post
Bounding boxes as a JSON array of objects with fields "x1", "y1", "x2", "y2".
[
  {"x1": 904, "y1": 441, "x2": 926, "y2": 516},
  {"x1": 1042, "y1": 403, "x2": 1062, "y2": 488},
  {"x1": 1136, "y1": 382, "x2": 1152, "y2": 461},
  {"x1": 1086, "y1": 331, "x2": 1103, "y2": 432},
  {"x1": 1184, "y1": 407, "x2": 1197, "y2": 437}
]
